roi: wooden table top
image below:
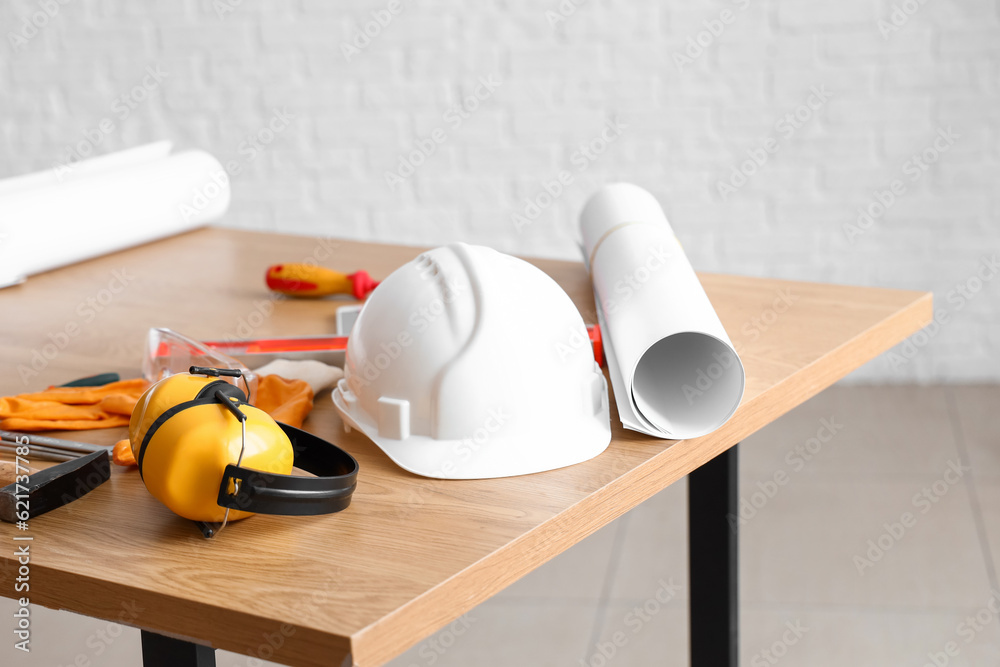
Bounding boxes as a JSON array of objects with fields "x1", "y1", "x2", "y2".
[{"x1": 0, "y1": 228, "x2": 932, "y2": 667}]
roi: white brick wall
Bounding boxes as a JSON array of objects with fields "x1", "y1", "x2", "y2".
[{"x1": 1, "y1": 0, "x2": 998, "y2": 382}]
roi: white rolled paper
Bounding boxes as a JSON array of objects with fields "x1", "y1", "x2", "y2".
[
  {"x1": 0, "y1": 142, "x2": 231, "y2": 287},
  {"x1": 580, "y1": 183, "x2": 745, "y2": 439}
]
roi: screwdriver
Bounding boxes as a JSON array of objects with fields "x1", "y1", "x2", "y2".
[{"x1": 266, "y1": 264, "x2": 379, "y2": 299}]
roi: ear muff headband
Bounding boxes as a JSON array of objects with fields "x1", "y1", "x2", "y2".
[{"x1": 217, "y1": 422, "x2": 358, "y2": 516}]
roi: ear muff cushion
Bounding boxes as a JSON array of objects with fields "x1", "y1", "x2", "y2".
[
  {"x1": 130, "y1": 374, "x2": 220, "y2": 461},
  {"x1": 139, "y1": 402, "x2": 294, "y2": 523}
]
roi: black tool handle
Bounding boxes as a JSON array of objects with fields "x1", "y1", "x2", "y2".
[{"x1": 0, "y1": 450, "x2": 110, "y2": 523}]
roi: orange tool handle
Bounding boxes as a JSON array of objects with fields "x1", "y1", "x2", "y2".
[
  {"x1": 200, "y1": 336, "x2": 349, "y2": 355},
  {"x1": 266, "y1": 264, "x2": 379, "y2": 299},
  {"x1": 199, "y1": 325, "x2": 606, "y2": 367}
]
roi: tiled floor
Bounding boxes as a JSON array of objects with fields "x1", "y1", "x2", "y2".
[
  {"x1": 2, "y1": 385, "x2": 998, "y2": 666},
  {"x1": 385, "y1": 385, "x2": 1000, "y2": 667}
]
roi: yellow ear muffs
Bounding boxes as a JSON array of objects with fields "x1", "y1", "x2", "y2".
[{"x1": 129, "y1": 367, "x2": 358, "y2": 534}]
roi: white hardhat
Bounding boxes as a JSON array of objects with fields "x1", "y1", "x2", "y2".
[{"x1": 332, "y1": 243, "x2": 611, "y2": 479}]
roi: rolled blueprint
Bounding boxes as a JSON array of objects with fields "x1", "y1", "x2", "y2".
[
  {"x1": 580, "y1": 183, "x2": 745, "y2": 439},
  {"x1": 0, "y1": 143, "x2": 230, "y2": 288}
]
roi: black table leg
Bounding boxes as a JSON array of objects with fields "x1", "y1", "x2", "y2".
[
  {"x1": 688, "y1": 443, "x2": 738, "y2": 667},
  {"x1": 141, "y1": 629, "x2": 216, "y2": 667}
]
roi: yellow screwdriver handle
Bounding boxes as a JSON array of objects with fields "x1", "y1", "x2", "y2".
[{"x1": 266, "y1": 263, "x2": 379, "y2": 299}]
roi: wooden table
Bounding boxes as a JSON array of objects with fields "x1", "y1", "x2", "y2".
[{"x1": 0, "y1": 228, "x2": 932, "y2": 667}]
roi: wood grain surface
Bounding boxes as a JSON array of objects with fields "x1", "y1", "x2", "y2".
[{"x1": 0, "y1": 228, "x2": 932, "y2": 666}]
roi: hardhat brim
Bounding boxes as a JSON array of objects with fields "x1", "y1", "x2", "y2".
[{"x1": 332, "y1": 388, "x2": 612, "y2": 480}]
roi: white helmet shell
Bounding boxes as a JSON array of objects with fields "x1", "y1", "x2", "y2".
[{"x1": 332, "y1": 243, "x2": 611, "y2": 479}]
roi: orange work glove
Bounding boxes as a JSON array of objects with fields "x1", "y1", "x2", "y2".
[
  {"x1": 112, "y1": 439, "x2": 137, "y2": 466},
  {"x1": 0, "y1": 379, "x2": 149, "y2": 432},
  {"x1": 253, "y1": 375, "x2": 314, "y2": 429}
]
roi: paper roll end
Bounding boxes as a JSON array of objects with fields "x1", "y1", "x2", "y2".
[{"x1": 631, "y1": 332, "x2": 745, "y2": 439}]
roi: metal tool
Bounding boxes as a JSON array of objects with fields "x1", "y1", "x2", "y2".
[
  {"x1": 0, "y1": 430, "x2": 109, "y2": 455},
  {"x1": 0, "y1": 450, "x2": 111, "y2": 523},
  {"x1": 0, "y1": 443, "x2": 79, "y2": 463}
]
